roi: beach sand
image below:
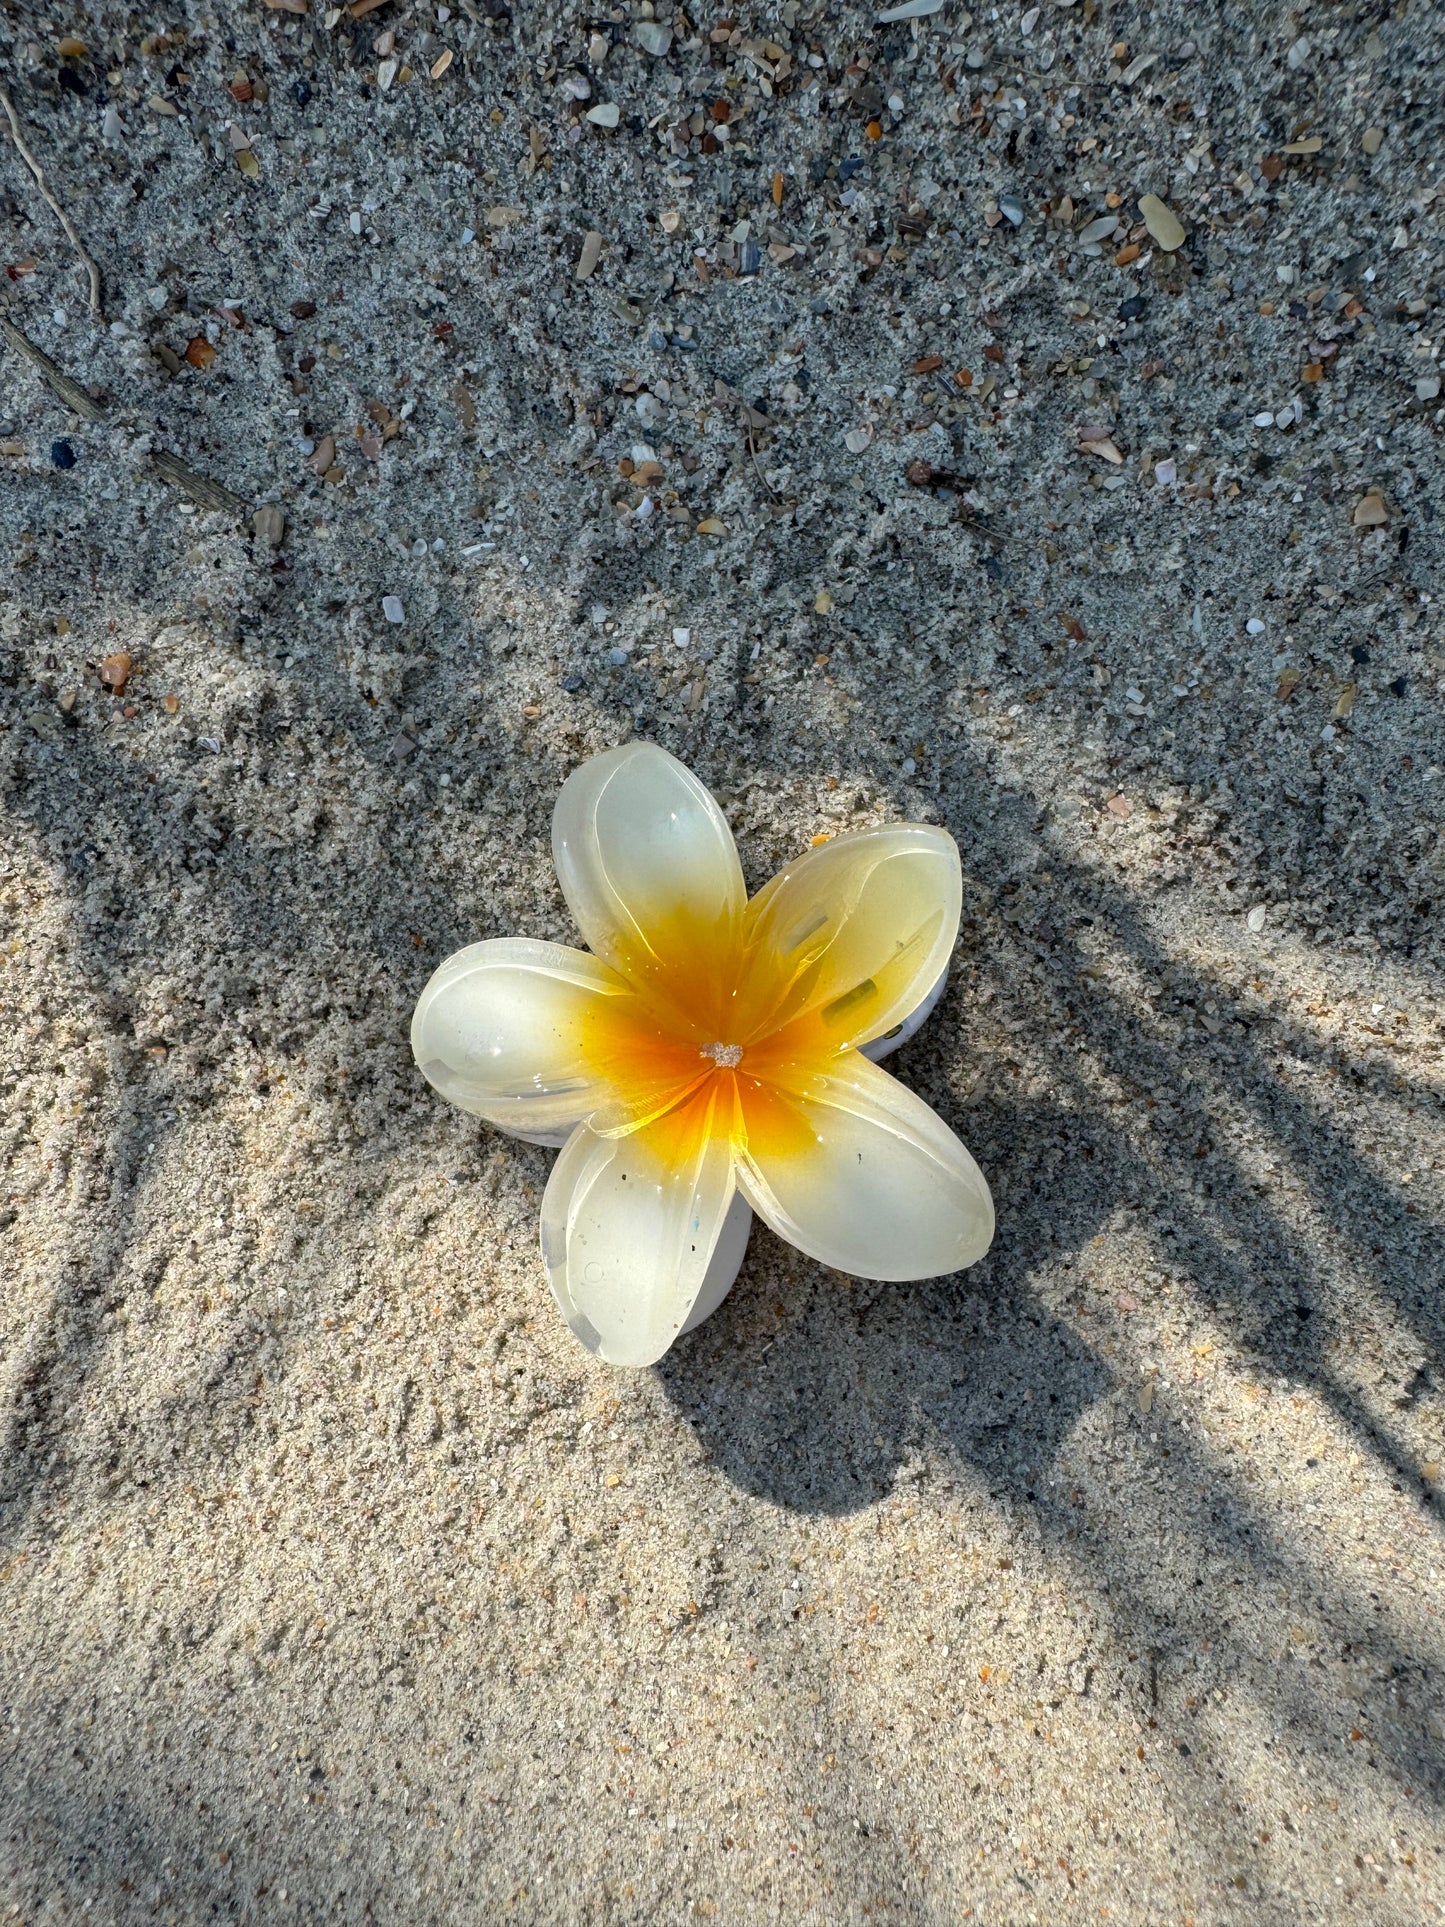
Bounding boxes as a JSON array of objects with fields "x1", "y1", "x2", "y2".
[{"x1": 2, "y1": 1, "x2": 1443, "y2": 1919}]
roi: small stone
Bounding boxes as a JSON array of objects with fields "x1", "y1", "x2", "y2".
[
  {"x1": 1246, "y1": 904, "x2": 1268, "y2": 934},
  {"x1": 1246, "y1": 617, "x2": 1266, "y2": 635},
  {"x1": 999, "y1": 193, "x2": 1024, "y2": 227},
  {"x1": 844, "y1": 425, "x2": 873, "y2": 453},
  {"x1": 1361, "y1": 126, "x2": 1384, "y2": 155},
  {"x1": 585, "y1": 101, "x2": 620, "y2": 129},
  {"x1": 186, "y1": 336, "x2": 217, "y2": 370},
  {"x1": 576, "y1": 229, "x2": 603, "y2": 279},
  {"x1": 1415, "y1": 375, "x2": 1441, "y2": 402},
  {"x1": 308, "y1": 434, "x2": 336, "y2": 476},
  {"x1": 1352, "y1": 493, "x2": 1388, "y2": 528},
  {"x1": 672, "y1": 627, "x2": 691, "y2": 649},
  {"x1": 876, "y1": 0, "x2": 941, "y2": 15},
  {"x1": 50, "y1": 439, "x2": 77, "y2": 470},
  {"x1": 1138, "y1": 194, "x2": 1186, "y2": 252},
  {"x1": 252, "y1": 505, "x2": 285, "y2": 547},
  {"x1": 99, "y1": 652, "x2": 133, "y2": 693},
  {"x1": 695, "y1": 517, "x2": 726, "y2": 536},
  {"x1": 634, "y1": 20, "x2": 672, "y2": 55},
  {"x1": 382, "y1": 595, "x2": 405, "y2": 623}
]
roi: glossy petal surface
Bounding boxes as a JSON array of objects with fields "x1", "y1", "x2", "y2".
[
  {"x1": 541, "y1": 1084, "x2": 738, "y2": 1366},
  {"x1": 734, "y1": 825, "x2": 961, "y2": 1052},
  {"x1": 735, "y1": 1050, "x2": 993, "y2": 1281},
  {"x1": 410, "y1": 937, "x2": 688, "y2": 1135},
  {"x1": 551, "y1": 743, "x2": 746, "y2": 1035}
]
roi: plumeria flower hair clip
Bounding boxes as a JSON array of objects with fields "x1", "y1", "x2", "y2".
[{"x1": 411, "y1": 744, "x2": 993, "y2": 1366}]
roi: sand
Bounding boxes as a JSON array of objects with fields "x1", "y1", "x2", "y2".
[{"x1": 2, "y1": 0, "x2": 1443, "y2": 1919}]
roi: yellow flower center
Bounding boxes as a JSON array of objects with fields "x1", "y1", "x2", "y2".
[{"x1": 701, "y1": 1041, "x2": 744, "y2": 1069}]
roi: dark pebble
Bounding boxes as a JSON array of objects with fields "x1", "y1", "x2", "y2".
[
  {"x1": 738, "y1": 241, "x2": 761, "y2": 276},
  {"x1": 1389, "y1": 676, "x2": 1408, "y2": 696},
  {"x1": 290, "y1": 299, "x2": 317, "y2": 319},
  {"x1": 984, "y1": 554, "x2": 1004, "y2": 581},
  {"x1": 838, "y1": 156, "x2": 865, "y2": 182},
  {"x1": 1118, "y1": 296, "x2": 1147, "y2": 321},
  {"x1": 1350, "y1": 643, "x2": 1372, "y2": 664},
  {"x1": 58, "y1": 66, "x2": 88, "y2": 97},
  {"x1": 293, "y1": 79, "x2": 312, "y2": 105},
  {"x1": 51, "y1": 439, "x2": 77, "y2": 470},
  {"x1": 560, "y1": 674, "x2": 585, "y2": 693}
]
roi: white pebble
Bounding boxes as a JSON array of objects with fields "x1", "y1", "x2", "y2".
[
  {"x1": 1246, "y1": 905, "x2": 1268, "y2": 933},
  {"x1": 672, "y1": 627, "x2": 691, "y2": 649},
  {"x1": 382, "y1": 595, "x2": 405, "y2": 624},
  {"x1": 1246, "y1": 617, "x2": 1266, "y2": 635}
]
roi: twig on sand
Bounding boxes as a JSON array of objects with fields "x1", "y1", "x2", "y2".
[
  {"x1": 744, "y1": 410, "x2": 778, "y2": 500},
  {"x1": 0, "y1": 83, "x2": 104, "y2": 317},
  {"x1": 0, "y1": 315, "x2": 247, "y2": 514}
]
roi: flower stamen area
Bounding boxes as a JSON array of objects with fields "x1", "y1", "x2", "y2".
[{"x1": 701, "y1": 1041, "x2": 744, "y2": 1069}]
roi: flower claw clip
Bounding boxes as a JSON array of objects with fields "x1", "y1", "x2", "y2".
[{"x1": 411, "y1": 744, "x2": 993, "y2": 1366}]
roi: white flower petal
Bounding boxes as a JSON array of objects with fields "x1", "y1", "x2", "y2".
[
  {"x1": 541, "y1": 1087, "x2": 738, "y2": 1366},
  {"x1": 736, "y1": 1051, "x2": 992, "y2": 1280},
  {"x1": 737, "y1": 825, "x2": 961, "y2": 1051},
  {"x1": 547, "y1": 1094, "x2": 739, "y2": 1364},
  {"x1": 551, "y1": 743, "x2": 746, "y2": 1031},
  {"x1": 410, "y1": 937, "x2": 629, "y2": 1135}
]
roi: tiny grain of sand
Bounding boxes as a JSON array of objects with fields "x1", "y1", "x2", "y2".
[{"x1": 2, "y1": 1, "x2": 1444, "y2": 1921}]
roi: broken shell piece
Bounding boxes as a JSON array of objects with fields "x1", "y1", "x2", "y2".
[{"x1": 1352, "y1": 493, "x2": 1388, "y2": 527}]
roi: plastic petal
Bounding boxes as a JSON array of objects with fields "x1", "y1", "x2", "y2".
[
  {"x1": 735, "y1": 1051, "x2": 993, "y2": 1281},
  {"x1": 551, "y1": 743, "x2": 746, "y2": 1035},
  {"x1": 735, "y1": 825, "x2": 961, "y2": 1052},
  {"x1": 541, "y1": 1085, "x2": 738, "y2": 1367},
  {"x1": 411, "y1": 937, "x2": 635, "y2": 1135}
]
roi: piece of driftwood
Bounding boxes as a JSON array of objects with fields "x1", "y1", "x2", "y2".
[{"x1": 1, "y1": 316, "x2": 247, "y2": 514}]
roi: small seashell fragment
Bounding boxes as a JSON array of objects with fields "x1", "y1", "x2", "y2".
[
  {"x1": 1138, "y1": 193, "x2": 1185, "y2": 252},
  {"x1": 1352, "y1": 492, "x2": 1388, "y2": 527}
]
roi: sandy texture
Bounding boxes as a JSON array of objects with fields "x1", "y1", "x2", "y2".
[{"x1": 2, "y1": 0, "x2": 1444, "y2": 1920}]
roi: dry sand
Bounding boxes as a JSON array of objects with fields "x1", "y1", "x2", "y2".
[{"x1": 2, "y1": 0, "x2": 1444, "y2": 1920}]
